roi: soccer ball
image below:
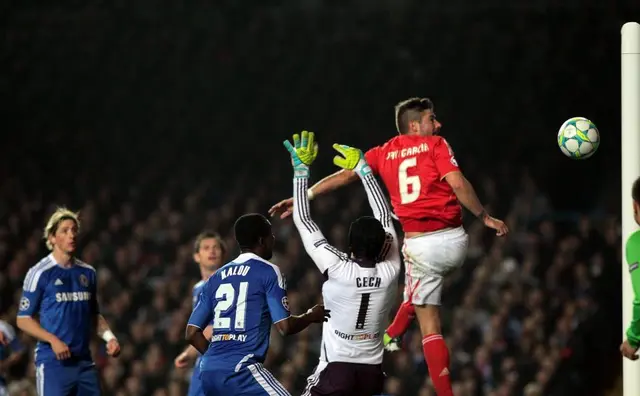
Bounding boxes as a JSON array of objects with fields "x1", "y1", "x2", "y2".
[{"x1": 557, "y1": 117, "x2": 600, "y2": 159}]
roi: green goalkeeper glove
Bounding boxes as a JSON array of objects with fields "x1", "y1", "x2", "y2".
[
  {"x1": 332, "y1": 144, "x2": 371, "y2": 177},
  {"x1": 283, "y1": 130, "x2": 319, "y2": 178}
]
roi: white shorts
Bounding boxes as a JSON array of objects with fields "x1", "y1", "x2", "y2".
[{"x1": 402, "y1": 226, "x2": 468, "y2": 306}]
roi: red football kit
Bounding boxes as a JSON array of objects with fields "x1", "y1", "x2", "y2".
[{"x1": 364, "y1": 134, "x2": 463, "y2": 233}]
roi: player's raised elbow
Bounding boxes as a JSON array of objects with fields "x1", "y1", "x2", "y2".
[
  {"x1": 443, "y1": 171, "x2": 466, "y2": 191},
  {"x1": 185, "y1": 325, "x2": 201, "y2": 342}
]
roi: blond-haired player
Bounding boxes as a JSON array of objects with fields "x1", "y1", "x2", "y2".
[{"x1": 17, "y1": 207, "x2": 120, "y2": 396}]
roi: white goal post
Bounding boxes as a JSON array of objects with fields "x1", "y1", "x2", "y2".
[{"x1": 622, "y1": 21, "x2": 640, "y2": 396}]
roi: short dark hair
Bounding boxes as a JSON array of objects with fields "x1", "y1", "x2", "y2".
[
  {"x1": 234, "y1": 213, "x2": 272, "y2": 250},
  {"x1": 193, "y1": 230, "x2": 227, "y2": 256},
  {"x1": 348, "y1": 216, "x2": 386, "y2": 262},
  {"x1": 395, "y1": 97, "x2": 434, "y2": 134},
  {"x1": 633, "y1": 177, "x2": 640, "y2": 203}
]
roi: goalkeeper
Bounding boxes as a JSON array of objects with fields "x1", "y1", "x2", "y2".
[
  {"x1": 285, "y1": 131, "x2": 400, "y2": 396},
  {"x1": 622, "y1": 176, "x2": 640, "y2": 361}
]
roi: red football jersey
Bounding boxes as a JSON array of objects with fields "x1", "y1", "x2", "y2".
[{"x1": 364, "y1": 134, "x2": 462, "y2": 233}]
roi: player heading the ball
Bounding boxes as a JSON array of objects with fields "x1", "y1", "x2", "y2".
[{"x1": 271, "y1": 98, "x2": 508, "y2": 396}]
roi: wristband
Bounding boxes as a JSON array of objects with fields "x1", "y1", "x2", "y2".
[
  {"x1": 476, "y1": 210, "x2": 488, "y2": 220},
  {"x1": 307, "y1": 189, "x2": 315, "y2": 200},
  {"x1": 102, "y1": 330, "x2": 116, "y2": 343}
]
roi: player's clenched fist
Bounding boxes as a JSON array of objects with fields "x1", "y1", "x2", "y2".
[
  {"x1": 106, "y1": 338, "x2": 121, "y2": 358},
  {"x1": 51, "y1": 337, "x2": 71, "y2": 360}
]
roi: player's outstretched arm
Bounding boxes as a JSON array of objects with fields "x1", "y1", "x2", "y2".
[
  {"x1": 185, "y1": 281, "x2": 214, "y2": 355},
  {"x1": 269, "y1": 169, "x2": 359, "y2": 219},
  {"x1": 284, "y1": 131, "x2": 345, "y2": 274},
  {"x1": 275, "y1": 304, "x2": 329, "y2": 336},
  {"x1": 333, "y1": 144, "x2": 400, "y2": 265},
  {"x1": 263, "y1": 258, "x2": 329, "y2": 336}
]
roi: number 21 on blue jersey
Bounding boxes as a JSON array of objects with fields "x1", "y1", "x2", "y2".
[{"x1": 214, "y1": 282, "x2": 248, "y2": 331}]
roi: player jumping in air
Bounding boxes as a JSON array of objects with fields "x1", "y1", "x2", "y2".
[
  {"x1": 17, "y1": 207, "x2": 120, "y2": 396},
  {"x1": 284, "y1": 132, "x2": 401, "y2": 396},
  {"x1": 270, "y1": 98, "x2": 508, "y2": 396},
  {"x1": 174, "y1": 231, "x2": 227, "y2": 396},
  {"x1": 0, "y1": 319, "x2": 26, "y2": 396},
  {"x1": 622, "y1": 176, "x2": 640, "y2": 361},
  {"x1": 186, "y1": 213, "x2": 328, "y2": 396}
]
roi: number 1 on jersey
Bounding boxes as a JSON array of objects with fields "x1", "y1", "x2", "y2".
[
  {"x1": 355, "y1": 293, "x2": 371, "y2": 330},
  {"x1": 398, "y1": 157, "x2": 420, "y2": 204},
  {"x1": 214, "y1": 282, "x2": 249, "y2": 331}
]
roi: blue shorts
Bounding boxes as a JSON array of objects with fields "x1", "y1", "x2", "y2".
[
  {"x1": 201, "y1": 363, "x2": 290, "y2": 396},
  {"x1": 187, "y1": 364, "x2": 204, "y2": 396},
  {"x1": 35, "y1": 360, "x2": 100, "y2": 396}
]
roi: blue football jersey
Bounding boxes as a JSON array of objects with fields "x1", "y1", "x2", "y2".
[
  {"x1": 190, "y1": 279, "x2": 207, "y2": 362},
  {"x1": 0, "y1": 320, "x2": 24, "y2": 387},
  {"x1": 187, "y1": 279, "x2": 208, "y2": 396},
  {"x1": 188, "y1": 252, "x2": 290, "y2": 371},
  {"x1": 192, "y1": 279, "x2": 207, "y2": 309},
  {"x1": 18, "y1": 255, "x2": 99, "y2": 363}
]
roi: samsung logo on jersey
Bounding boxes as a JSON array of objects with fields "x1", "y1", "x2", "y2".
[
  {"x1": 55, "y1": 292, "x2": 91, "y2": 302},
  {"x1": 220, "y1": 265, "x2": 250, "y2": 280}
]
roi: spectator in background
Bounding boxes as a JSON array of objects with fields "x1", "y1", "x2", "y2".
[{"x1": 0, "y1": 2, "x2": 624, "y2": 395}]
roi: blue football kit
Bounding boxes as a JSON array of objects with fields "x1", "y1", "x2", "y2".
[
  {"x1": 0, "y1": 320, "x2": 25, "y2": 396},
  {"x1": 188, "y1": 252, "x2": 292, "y2": 396},
  {"x1": 186, "y1": 279, "x2": 207, "y2": 396},
  {"x1": 18, "y1": 254, "x2": 101, "y2": 396}
]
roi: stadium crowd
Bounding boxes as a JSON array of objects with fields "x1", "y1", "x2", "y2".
[
  {"x1": 1, "y1": 1, "x2": 629, "y2": 395},
  {"x1": 0, "y1": 156, "x2": 621, "y2": 396}
]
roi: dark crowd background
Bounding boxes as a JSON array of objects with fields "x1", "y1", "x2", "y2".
[{"x1": 1, "y1": 1, "x2": 638, "y2": 395}]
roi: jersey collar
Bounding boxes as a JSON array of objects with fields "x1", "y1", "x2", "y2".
[
  {"x1": 49, "y1": 253, "x2": 76, "y2": 269},
  {"x1": 235, "y1": 252, "x2": 267, "y2": 264}
]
